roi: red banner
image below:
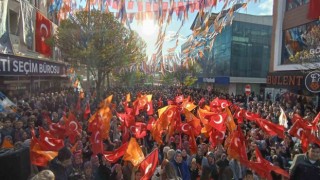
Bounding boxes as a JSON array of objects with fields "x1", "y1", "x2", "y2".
[{"x1": 35, "y1": 12, "x2": 52, "y2": 57}]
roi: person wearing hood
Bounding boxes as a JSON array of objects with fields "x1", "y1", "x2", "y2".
[{"x1": 172, "y1": 149, "x2": 191, "y2": 180}]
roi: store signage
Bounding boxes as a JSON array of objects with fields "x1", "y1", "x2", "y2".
[
  {"x1": 267, "y1": 75, "x2": 304, "y2": 86},
  {"x1": 0, "y1": 54, "x2": 67, "y2": 76},
  {"x1": 305, "y1": 71, "x2": 320, "y2": 93}
]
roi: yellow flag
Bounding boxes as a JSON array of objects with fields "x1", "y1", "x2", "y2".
[
  {"x1": 126, "y1": 93, "x2": 131, "y2": 102},
  {"x1": 123, "y1": 138, "x2": 145, "y2": 166},
  {"x1": 226, "y1": 107, "x2": 237, "y2": 132}
]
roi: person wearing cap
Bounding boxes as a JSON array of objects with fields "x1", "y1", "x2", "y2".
[
  {"x1": 49, "y1": 146, "x2": 73, "y2": 180},
  {"x1": 289, "y1": 143, "x2": 320, "y2": 180}
]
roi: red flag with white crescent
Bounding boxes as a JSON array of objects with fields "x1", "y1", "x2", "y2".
[
  {"x1": 39, "y1": 127, "x2": 64, "y2": 151},
  {"x1": 103, "y1": 142, "x2": 128, "y2": 163},
  {"x1": 35, "y1": 12, "x2": 52, "y2": 57},
  {"x1": 139, "y1": 148, "x2": 159, "y2": 180}
]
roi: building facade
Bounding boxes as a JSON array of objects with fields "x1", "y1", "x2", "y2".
[
  {"x1": 190, "y1": 13, "x2": 272, "y2": 96},
  {"x1": 269, "y1": 0, "x2": 320, "y2": 104},
  {"x1": 0, "y1": 0, "x2": 68, "y2": 97}
]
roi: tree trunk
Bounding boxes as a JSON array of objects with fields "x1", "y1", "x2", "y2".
[
  {"x1": 106, "y1": 73, "x2": 110, "y2": 90},
  {"x1": 96, "y1": 70, "x2": 102, "y2": 101}
]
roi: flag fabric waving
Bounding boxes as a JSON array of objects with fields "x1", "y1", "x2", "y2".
[
  {"x1": 123, "y1": 138, "x2": 145, "y2": 166},
  {"x1": 35, "y1": 12, "x2": 52, "y2": 57},
  {"x1": 139, "y1": 148, "x2": 159, "y2": 180}
]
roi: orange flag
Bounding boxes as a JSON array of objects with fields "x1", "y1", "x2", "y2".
[
  {"x1": 1, "y1": 137, "x2": 13, "y2": 148},
  {"x1": 225, "y1": 107, "x2": 237, "y2": 132},
  {"x1": 123, "y1": 138, "x2": 145, "y2": 166},
  {"x1": 126, "y1": 93, "x2": 131, "y2": 102},
  {"x1": 99, "y1": 95, "x2": 113, "y2": 108}
]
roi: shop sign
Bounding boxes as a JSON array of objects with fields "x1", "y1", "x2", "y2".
[
  {"x1": 305, "y1": 71, "x2": 320, "y2": 93},
  {"x1": 0, "y1": 54, "x2": 67, "y2": 76},
  {"x1": 267, "y1": 74, "x2": 304, "y2": 87}
]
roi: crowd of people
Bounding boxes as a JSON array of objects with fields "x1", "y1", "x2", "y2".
[{"x1": 0, "y1": 85, "x2": 319, "y2": 180}]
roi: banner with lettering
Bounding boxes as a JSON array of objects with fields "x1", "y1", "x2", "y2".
[
  {"x1": 0, "y1": 54, "x2": 67, "y2": 76},
  {"x1": 0, "y1": 91, "x2": 16, "y2": 113},
  {"x1": 35, "y1": 12, "x2": 52, "y2": 57}
]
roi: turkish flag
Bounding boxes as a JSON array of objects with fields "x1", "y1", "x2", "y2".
[
  {"x1": 256, "y1": 118, "x2": 285, "y2": 139},
  {"x1": 30, "y1": 131, "x2": 58, "y2": 167},
  {"x1": 35, "y1": 12, "x2": 52, "y2": 57},
  {"x1": 244, "y1": 110, "x2": 260, "y2": 121},
  {"x1": 140, "y1": 148, "x2": 159, "y2": 180},
  {"x1": 209, "y1": 128, "x2": 224, "y2": 148},
  {"x1": 255, "y1": 147, "x2": 289, "y2": 179},
  {"x1": 117, "y1": 112, "x2": 135, "y2": 127},
  {"x1": 234, "y1": 108, "x2": 245, "y2": 124},
  {"x1": 227, "y1": 128, "x2": 247, "y2": 161},
  {"x1": 123, "y1": 138, "x2": 145, "y2": 166},
  {"x1": 131, "y1": 122, "x2": 147, "y2": 139},
  {"x1": 48, "y1": 122, "x2": 66, "y2": 139},
  {"x1": 197, "y1": 107, "x2": 217, "y2": 125},
  {"x1": 146, "y1": 101, "x2": 154, "y2": 115},
  {"x1": 180, "y1": 123, "x2": 193, "y2": 136},
  {"x1": 104, "y1": 142, "x2": 128, "y2": 163},
  {"x1": 39, "y1": 127, "x2": 64, "y2": 151},
  {"x1": 209, "y1": 113, "x2": 227, "y2": 132},
  {"x1": 210, "y1": 98, "x2": 231, "y2": 109},
  {"x1": 65, "y1": 113, "x2": 82, "y2": 144},
  {"x1": 90, "y1": 130, "x2": 103, "y2": 155}
]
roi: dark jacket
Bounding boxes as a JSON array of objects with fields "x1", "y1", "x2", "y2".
[
  {"x1": 49, "y1": 157, "x2": 72, "y2": 180},
  {"x1": 173, "y1": 160, "x2": 191, "y2": 180},
  {"x1": 289, "y1": 153, "x2": 320, "y2": 180}
]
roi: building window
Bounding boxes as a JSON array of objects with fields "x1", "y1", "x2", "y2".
[
  {"x1": 282, "y1": 20, "x2": 320, "y2": 65},
  {"x1": 286, "y1": 0, "x2": 310, "y2": 11}
]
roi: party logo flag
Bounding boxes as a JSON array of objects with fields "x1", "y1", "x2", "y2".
[{"x1": 123, "y1": 138, "x2": 145, "y2": 166}]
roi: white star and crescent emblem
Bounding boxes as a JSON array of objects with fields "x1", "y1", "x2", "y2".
[
  {"x1": 44, "y1": 137, "x2": 55, "y2": 147},
  {"x1": 69, "y1": 121, "x2": 78, "y2": 131},
  {"x1": 297, "y1": 128, "x2": 304, "y2": 137},
  {"x1": 213, "y1": 115, "x2": 223, "y2": 124},
  {"x1": 40, "y1": 24, "x2": 48, "y2": 41},
  {"x1": 145, "y1": 163, "x2": 152, "y2": 174}
]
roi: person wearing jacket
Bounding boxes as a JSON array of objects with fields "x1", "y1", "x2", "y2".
[
  {"x1": 289, "y1": 143, "x2": 320, "y2": 180},
  {"x1": 49, "y1": 146, "x2": 73, "y2": 180},
  {"x1": 172, "y1": 150, "x2": 191, "y2": 180}
]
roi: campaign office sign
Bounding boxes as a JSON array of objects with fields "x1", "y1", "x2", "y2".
[{"x1": 0, "y1": 54, "x2": 67, "y2": 76}]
